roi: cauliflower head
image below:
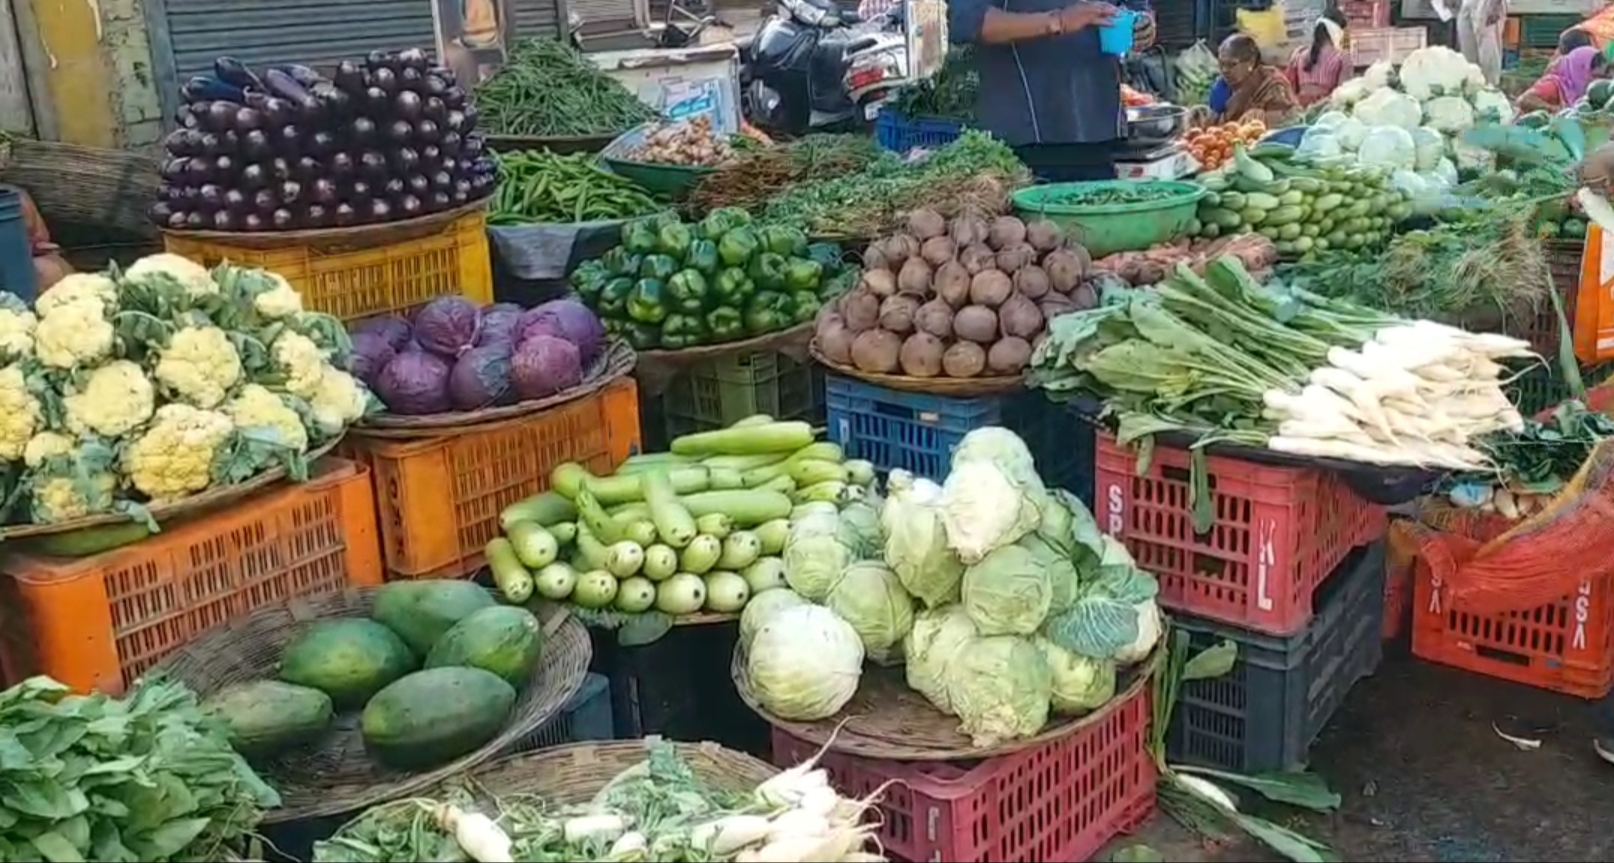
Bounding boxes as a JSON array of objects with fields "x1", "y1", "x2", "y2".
[
  {"x1": 23, "y1": 431, "x2": 117, "y2": 523},
  {"x1": 225, "y1": 384, "x2": 308, "y2": 452},
  {"x1": 35, "y1": 299, "x2": 114, "y2": 370},
  {"x1": 251, "y1": 272, "x2": 304, "y2": 320},
  {"x1": 155, "y1": 325, "x2": 242, "y2": 409},
  {"x1": 0, "y1": 364, "x2": 42, "y2": 461},
  {"x1": 63, "y1": 360, "x2": 156, "y2": 439},
  {"x1": 36, "y1": 273, "x2": 118, "y2": 317},
  {"x1": 123, "y1": 403, "x2": 235, "y2": 503},
  {"x1": 0, "y1": 305, "x2": 36, "y2": 363},
  {"x1": 123, "y1": 253, "x2": 217, "y2": 299},
  {"x1": 308, "y1": 368, "x2": 369, "y2": 438},
  {"x1": 271, "y1": 330, "x2": 328, "y2": 399}
]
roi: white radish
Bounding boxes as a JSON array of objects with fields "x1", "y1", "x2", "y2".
[
  {"x1": 431, "y1": 804, "x2": 514, "y2": 863},
  {"x1": 692, "y1": 815, "x2": 774, "y2": 855},
  {"x1": 1325, "y1": 346, "x2": 1430, "y2": 405},
  {"x1": 1308, "y1": 367, "x2": 1399, "y2": 444},
  {"x1": 1494, "y1": 488, "x2": 1520, "y2": 520},
  {"x1": 1174, "y1": 773, "x2": 1238, "y2": 812},
  {"x1": 751, "y1": 833, "x2": 843, "y2": 862},
  {"x1": 799, "y1": 785, "x2": 841, "y2": 819},
  {"x1": 564, "y1": 814, "x2": 630, "y2": 844},
  {"x1": 607, "y1": 831, "x2": 648, "y2": 860},
  {"x1": 755, "y1": 726, "x2": 842, "y2": 809},
  {"x1": 768, "y1": 809, "x2": 831, "y2": 842}
]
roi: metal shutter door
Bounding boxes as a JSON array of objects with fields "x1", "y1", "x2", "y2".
[{"x1": 512, "y1": 0, "x2": 568, "y2": 36}]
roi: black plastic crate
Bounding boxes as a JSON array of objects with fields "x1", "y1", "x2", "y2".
[
  {"x1": 590, "y1": 621, "x2": 769, "y2": 754},
  {"x1": 1166, "y1": 540, "x2": 1386, "y2": 773}
]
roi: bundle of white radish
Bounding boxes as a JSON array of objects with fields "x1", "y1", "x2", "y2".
[
  {"x1": 1446, "y1": 481, "x2": 1555, "y2": 519},
  {"x1": 311, "y1": 739, "x2": 888, "y2": 863},
  {"x1": 1264, "y1": 319, "x2": 1532, "y2": 469}
]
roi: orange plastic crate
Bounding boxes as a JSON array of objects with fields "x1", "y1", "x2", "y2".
[
  {"x1": 162, "y1": 210, "x2": 492, "y2": 322},
  {"x1": 1384, "y1": 520, "x2": 1416, "y2": 642},
  {"x1": 1095, "y1": 433, "x2": 1387, "y2": 635},
  {"x1": 343, "y1": 378, "x2": 642, "y2": 580},
  {"x1": 0, "y1": 459, "x2": 383, "y2": 694}
]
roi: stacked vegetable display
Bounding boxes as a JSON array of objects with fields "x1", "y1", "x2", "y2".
[
  {"x1": 205, "y1": 580, "x2": 545, "y2": 770},
  {"x1": 0, "y1": 254, "x2": 371, "y2": 528},
  {"x1": 487, "y1": 416, "x2": 877, "y2": 627},
  {"x1": 569, "y1": 210, "x2": 854, "y2": 350},
  {"x1": 739, "y1": 428, "x2": 1162, "y2": 748},
  {"x1": 313, "y1": 739, "x2": 888, "y2": 862},
  {"x1": 816, "y1": 209, "x2": 1098, "y2": 379},
  {"x1": 1195, "y1": 144, "x2": 1412, "y2": 257},
  {"x1": 152, "y1": 51, "x2": 496, "y2": 232},
  {"x1": 349, "y1": 297, "x2": 606, "y2": 416}
]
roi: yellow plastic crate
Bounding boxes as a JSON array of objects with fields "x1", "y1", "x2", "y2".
[{"x1": 163, "y1": 210, "x2": 492, "y2": 321}]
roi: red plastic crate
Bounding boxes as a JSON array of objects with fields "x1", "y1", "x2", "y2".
[
  {"x1": 1094, "y1": 433, "x2": 1387, "y2": 635},
  {"x1": 1410, "y1": 538, "x2": 1614, "y2": 699},
  {"x1": 770, "y1": 678, "x2": 1156, "y2": 862}
]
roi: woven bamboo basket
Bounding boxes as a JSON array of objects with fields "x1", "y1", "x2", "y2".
[
  {"x1": 153, "y1": 591, "x2": 591, "y2": 823},
  {"x1": 809, "y1": 342, "x2": 1027, "y2": 397},
  {"x1": 2, "y1": 139, "x2": 161, "y2": 237},
  {"x1": 633, "y1": 320, "x2": 814, "y2": 396}
]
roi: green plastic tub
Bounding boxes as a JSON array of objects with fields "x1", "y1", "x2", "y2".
[
  {"x1": 601, "y1": 157, "x2": 714, "y2": 199},
  {"x1": 1010, "y1": 180, "x2": 1208, "y2": 257}
]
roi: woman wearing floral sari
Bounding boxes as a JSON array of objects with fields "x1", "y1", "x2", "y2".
[
  {"x1": 1191, "y1": 33, "x2": 1299, "y2": 127},
  {"x1": 1517, "y1": 46, "x2": 1610, "y2": 112}
]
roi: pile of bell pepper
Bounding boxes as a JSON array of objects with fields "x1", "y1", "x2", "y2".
[{"x1": 568, "y1": 207, "x2": 857, "y2": 350}]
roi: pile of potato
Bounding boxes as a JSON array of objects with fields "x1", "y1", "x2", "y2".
[{"x1": 815, "y1": 209, "x2": 1099, "y2": 379}]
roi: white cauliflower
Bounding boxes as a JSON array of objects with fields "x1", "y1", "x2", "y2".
[
  {"x1": 0, "y1": 364, "x2": 41, "y2": 461},
  {"x1": 252, "y1": 272, "x2": 304, "y2": 320},
  {"x1": 1398, "y1": 45, "x2": 1481, "y2": 101},
  {"x1": 1470, "y1": 87, "x2": 1514, "y2": 124},
  {"x1": 123, "y1": 403, "x2": 235, "y2": 503},
  {"x1": 154, "y1": 325, "x2": 242, "y2": 409},
  {"x1": 34, "y1": 299, "x2": 114, "y2": 369},
  {"x1": 36, "y1": 273, "x2": 118, "y2": 316},
  {"x1": 1422, "y1": 95, "x2": 1476, "y2": 134},
  {"x1": 0, "y1": 303, "x2": 35, "y2": 363},
  {"x1": 307, "y1": 368, "x2": 369, "y2": 438},
  {"x1": 63, "y1": 360, "x2": 156, "y2": 439},
  {"x1": 270, "y1": 331, "x2": 328, "y2": 399},
  {"x1": 1353, "y1": 88, "x2": 1423, "y2": 131},
  {"x1": 23, "y1": 431, "x2": 118, "y2": 523},
  {"x1": 122, "y1": 253, "x2": 217, "y2": 299},
  {"x1": 225, "y1": 383, "x2": 308, "y2": 452}
]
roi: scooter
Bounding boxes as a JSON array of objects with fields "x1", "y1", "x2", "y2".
[{"x1": 738, "y1": 0, "x2": 910, "y2": 136}]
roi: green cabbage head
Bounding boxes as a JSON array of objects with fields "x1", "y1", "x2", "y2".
[
  {"x1": 904, "y1": 605, "x2": 978, "y2": 715},
  {"x1": 941, "y1": 428, "x2": 1049, "y2": 564},
  {"x1": 739, "y1": 588, "x2": 809, "y2": 645},
  {"x1": 945, "y1": 634, "x2": 1052, "y2": 747},
  {"x1": 881, "y1": 470, "x2": 964, "y2": 609},
  {"x1": 746, "y1": 603, "x2": 864, "y2": 720},
  {"x1": 825, "y1": 560, "x2": 914, "y2": 665},
  {"x1": 783, "y1": 509, "x2": 854, "y2": 601},
  {"x1": 960, "y1": 537, "x2": 1059, "y2": 636},
  {"x1": 1035, "y1": 636, "x2": 1117, "y2": 715}
]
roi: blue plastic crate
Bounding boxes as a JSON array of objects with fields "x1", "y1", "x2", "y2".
[
  {"x1": 875, "y1": 109, "x2": 964, "y2": 153},
  {"x1": 825, "y1": 376, "x2": 1095, "y2": 505},
  {"x1": 505, "y1": 672, "x2": 614, "y2": 755}
]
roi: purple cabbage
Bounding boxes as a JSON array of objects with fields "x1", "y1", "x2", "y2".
[
  {"x1": 352, "y1": 314, "x2": 413, "y2": 353},
  {"x1": 348, "y1": 332, "x2": 398, "y2": 386},
  {"x1": 516, "y1": 299, "x2": 605, "y2": 365},
  {"x1": 449, "y1": 343, "x2": 515, "y2": 411},
  {"x1": 477, "y1": 304, "x2": 524, "y2": 347},
  {"x1": 510, "y1": 335, "x2": 582, "y2": 400},
  {"x1": 375, "y1": 351, "x2": 453, "y2": 415},
  {"x1": 413, "y1": 296, "x2": 482, "y2": 359}
]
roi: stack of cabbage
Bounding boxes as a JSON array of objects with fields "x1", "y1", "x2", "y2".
[
  {"x1": 0, "y1": 253, "x2": 372, "y2": 527},
  {"x1": 1308, "y1": 46, "x2": 1513, "y2": 201},
  {"x1": 741, "y1": 428, "x2": 1162, "y2": 748}
]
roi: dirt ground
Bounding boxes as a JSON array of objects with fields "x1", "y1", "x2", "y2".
[{"x1": 1108, "y1": 653, "x2": 1614, "y2": 862}]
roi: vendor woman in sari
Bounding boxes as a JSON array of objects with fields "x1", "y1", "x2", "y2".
[
  {"x1": 1192, "y1": 33, "x2": 1300, "y2": 127},
  {"x1": 1516, "y1": 46, "x2": 1611, "y2": 112}
]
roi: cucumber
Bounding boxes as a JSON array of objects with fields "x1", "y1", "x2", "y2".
[
  {"x1": 485, "y1": 537, "x2": 534, "y2": 603},
  {"x1": 505, "y1": 521, "x2": 559, "y2": 569},
  {"x1": 1276, "y1": 189, "x2": 1304, "y2": 207},
  {"x1": 670, "y1": 421, "x2": 816, "y2": 456},
  {"x1": 679, "y1": 490, "x2": 795, "y2": 525},
  {"x1": 1265, "y1": 206, "x2": 1303, "y2": 226},
  {"x1": 499, "y1": 491, "x2": 577, "y2": 532},
  {"x1": 1202, "y1": 207, "x2": 1243, "y2": 229},
  {"x1": 1199, "y1": 173, "x2": 1231, "y2": 192},
  {"x1": 1243, "y1": 192, "x2": 1280, "y2": 211},
  {"x1": 1312, "y1": 193, "x2": 1344, "y2": 213},
  {"x1": 643, "y1": 471, "x2": 698, "y2": 548},
  {"x1": 1241, "y1": 207, "x2": 1268, "y2": 225},
  {"x1": 706, "y1": 467, "x2": 746, "y2": 490},
  {"x1": 1219, "y1": 191, "x2": 1247, "y2": 211},
  {"x1": 1233, "y1": 144, "x2": 1274, "y2": 183}
]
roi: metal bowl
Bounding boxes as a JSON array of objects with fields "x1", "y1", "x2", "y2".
[{"x1": 1124, "y1": 104, "x2": 1188, "y2": 144}]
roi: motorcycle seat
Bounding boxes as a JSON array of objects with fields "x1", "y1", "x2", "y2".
[{"x1": 843, "y1": 34, "x2": 882, "y2": 53}]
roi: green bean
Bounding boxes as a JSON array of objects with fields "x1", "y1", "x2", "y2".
[
  {"x1": 489, "y1": 150, "x2": 666, "y2": 225},
  {"x1": 475, "y1": 39, "x2": 658, "y2": 138}
]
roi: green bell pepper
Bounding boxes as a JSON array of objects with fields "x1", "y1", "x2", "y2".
[
  {"x1": 804, "y1": 242, "x2": 843, "y2": 273},
  {"x1": 747, "y1": 252, "x2": 788, "y2": 292},
  {"x1": 718, "y1": 227, "x2": 761, "y2": 267},
  {"x1": 569, "y1": 260, "x2": 610, "y2": 302},
  {"x1": 622, "y1": 218, "x2": 660, "y2": 255},
  {"x1": 758, "y1": 225, "x2": 808, "y2": 258},
  {"x1": 705, "y1": 307, "x2": 745, "y2": 343},
  {"x1": 791, "y1": 292, "x2": 822, "y2": 323},
  {"x1": 655, "y1": 222, "x2": 694, "y2": 259},
  {"x1": 625, "y1": 323, "x2": 662, "y2": 350},
  {"x1": 782, "y1": 257, "x2": 823, "y2": 293},
  {"x1": 712, "y1": 267, "x2": 753, "y2": 307},
  {"x1": 627, "y1": 278, "x2": 669, "y2": 325},
  {"x1": 699, "y1": 206, "x2": 753, "y2": 240},
  {"x1": 639, "y1": 254, "x2": 680, "y2": 282},
  {"x1": 667, "y1": 270, "x2": 711, "y2": 314},
  {"x1": 686, "y1": 239, "x2": 720, "y2": 276},
  {"x1": 598, "y1": 277, "x2": 635, "y2": 318},
  {"x1": 602, "y1": 317, "x2": 628, "y2": 338},
  {"x1": 744, "y1": 292, "x2": 792, "y2": 335},
  {"x1": 599, "y1": 247, "x2": 642, "y2": 277},
  {"x1": 660, "y1": 313, "x2": 708, "y2": 350}
]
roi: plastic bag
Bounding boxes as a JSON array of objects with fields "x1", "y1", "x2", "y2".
[
  {"x1": 1357, "y1": 125, "x2": 1418, "y2": 170},
  {"x1": 1296, "y1": 128, "x2": 1344, "y2": 161}
]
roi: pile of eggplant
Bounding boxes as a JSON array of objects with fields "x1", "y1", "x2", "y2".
[{"x1": 151, "y1": 50, "x2": 498, "y2": 232}]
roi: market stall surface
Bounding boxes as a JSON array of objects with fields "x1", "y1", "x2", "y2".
[{"x1": 1111, "y1": 656, "x2": 1614, "y2": 861}]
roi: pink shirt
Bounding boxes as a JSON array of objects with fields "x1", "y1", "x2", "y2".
[{"x1": 1287, "y1": 45, "x2": 1350, "y2": 106}]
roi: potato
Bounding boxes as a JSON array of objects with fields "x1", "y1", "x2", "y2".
[
  {"x1": 860, "y1": 268, "x2": 897, "y2": 298},
  {"x1": 1070, "y1": 283, "x2": 1100, "y2": 310},
  {"x1": 882, "y1": 233, "x2": 920, "y2": 269},
  {"x1": 817, "y1": 315, "x2": 855, "y2": 365},
  {"x1": 953, "y1": 305, "x2": 998, "y2": 344},
  {"x1": 959, "y1": 243, "x2": 997, "y2": 275},
  {"x1": 851, "y1": 329, "x2": 903, "y2": 373},
  {"x1": 915, "y1": 297, "x2": 954, "y2": 339},
  {"x1": 1042, "y1": 247, "x2": 1090, "y2": 292},
  {"x1": 920, "y1": 236, "x2": 958, "y2": 268},
  {"x1": 899, "y1": 332, "x2": 946, "y2": 377},
  {"x1": 879, "y1": 294, "x2": 921, "y2": 335},
  {"x1": 942, "y1": 340, "x2": 987, "y2": 378},
  {"x1": 1039, "y1": 293, "x2": 1078, "y2": 320},
  {"x1": 1025, "y1": 218, "x2": 1065, "y2": 252},
  {"x1": 841, "y1": 289, "x2": 881, "y2": 333},
  {"x1": 932, "y1": 260, "x2": 972, "y2": 308},
  {"x1": 997, "y1": 293, "x2": 1044, "y2": 340},
  {"x1": 1013, "y1": 265, "x2": 1051, "y2": 300},
  {"x1": 969, "y1": 269, "x2": 1013, "y2": 308},
  {"x1": 897, "y1": 257, "x2": 934, "y2": 297},
  {"x1": 988, "y1": 216, "x2": 1028, "y2": 251},
  {"x1": 906, "y1": 208, "x2": 948, "y2": 241},
  {"x1": 995, "y1": 243, "x2": 1037, "y2": 274},
  {"x1": 987, "y1": 337, "x2": 1033, "y2": 374},
  {"x1": 861, "y1": 243, "x2": 890, "y2": 273},
  {"x1": 949, "y1": 212, "x2": 990, "y2": 248}
]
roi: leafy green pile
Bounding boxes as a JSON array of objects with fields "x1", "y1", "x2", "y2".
[
  {"x1": 1467, "y1": 399, "x2": 1614, "y2": 490},
  {"x1": 0, "y1": 675, "x2": 279, "y2": 862},
  {"x1": 889, "y1": 48, "x2": 978, "y2": 122}
]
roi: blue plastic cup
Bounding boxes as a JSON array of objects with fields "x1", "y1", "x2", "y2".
[{"x1": 1100, "y1": 9, "x2": 1137, "y2": 55}]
